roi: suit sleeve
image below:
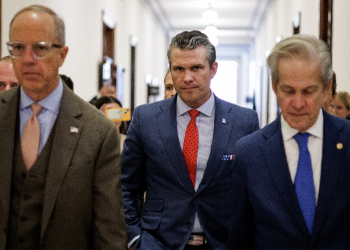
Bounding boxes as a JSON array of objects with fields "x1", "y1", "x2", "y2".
[
  {"x1": 93, "y1": 125, "x2": 128, "y2": 250},
  {"x1": 251, "y1": 110, "x2": 260, "y2": 133},
  {"x1": 121, "y1": 107, "x2": 147, "y2": 243},
  {"x1": 226, "y1": 139, "x2": 255, "y2": 249}
]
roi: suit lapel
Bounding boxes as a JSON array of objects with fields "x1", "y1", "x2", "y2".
[
  {"x1": 41, "y1": 85, "x2": 83, "y2": 237},
  {"x1": 157, "y1": 96, "x2": 195, "y2": 193},
  {"x1": 197, "y1": 97, "x2": 234, "y2": 194},
  {"x1": 261, "y1": 117, "x2": 310, "y2": 236},
  {"x1": 312, "y1": 112, "x2": 346, "y2": 239},
  {"x1": 0, "y1": 88, "x2": 20, "y2": 224}
]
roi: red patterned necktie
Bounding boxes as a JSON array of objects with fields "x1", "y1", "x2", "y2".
[
  {"x1": 183, "y1": 110, "x2": 200, "y2": 187},
  {"x1": 21, "y1": 103, "x2": 42, "y2": 170}
]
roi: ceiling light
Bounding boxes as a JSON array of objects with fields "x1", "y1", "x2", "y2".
[
  {"x1": 202, "y1": 9, "x2": 218, "y2": 23},
  {"x1": 204, "y1": 25, "x2": 218, "y2": 38},
  {"x1": 208, "y1": 36, "x2": 218, "y2": 47}
]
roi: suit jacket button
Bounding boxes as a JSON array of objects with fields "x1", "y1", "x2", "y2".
[
  {"x1": 186, "y1": 222, "x2": 192, "y2": 227},
  {"x1": 194, "y1": 196, "x2": 199, "y2": 200}
]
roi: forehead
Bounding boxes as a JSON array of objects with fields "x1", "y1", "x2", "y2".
[
  {"x1": 105, "y1": 102, "x2": 121, "y2": 108},
  {"x1": 10, "y1": 11, "x2": 56, "y2": 42},
  {"x1": 170, "y1": 46, "x2": 208, "y2": 66},
  {"x1": 164, "y1": 72, "x2": 173, "y2": 84},
  {"x1": 0, "y1": 61, "x2": 13, "y2": 71},
  {"x1": 277, "y1": 58, "x2": 322, "y2": 87}
]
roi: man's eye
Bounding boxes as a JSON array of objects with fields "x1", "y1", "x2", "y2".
[
  {"x1": 35, "y1": 45, "x2": 49, "y2": 51},
  {"x1": 282, "y1": 89, "x2": 294, "y2": 94},
  {"x1": 13, "y1": 44, "x2": 24, "y2": 50}
]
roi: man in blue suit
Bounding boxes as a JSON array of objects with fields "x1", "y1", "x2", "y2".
[
  {"x1": 227, "y1": 34, "x2": 350, "y2": 249},
  {"x1": 122, "y1": 30, "x2": 259, "y2": 250}
]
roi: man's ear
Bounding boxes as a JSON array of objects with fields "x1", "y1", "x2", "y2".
[
  {"x1": 271, "y1": 79, "x2": 277, "y2": 94},
  {"x1": 59, "y1": 46, "x2": 69, "y2": 67},
  {"x1": 324, "y1": 78, "x2": 332, "y2": 94},
  {"x1": 211, "y1": 62, "x2": 218, "y2": 79}
]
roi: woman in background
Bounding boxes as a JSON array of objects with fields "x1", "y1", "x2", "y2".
[
  {"x1": 334, "y1": 91, "x2": 350, "y2": 119},
  {"x1": 95, "y1": 96, "x2": 128, "y2": 151}
]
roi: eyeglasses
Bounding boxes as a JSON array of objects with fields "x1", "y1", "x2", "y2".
[{"x1": 6, "y1": 41, "x2": 63, "y2": 59}]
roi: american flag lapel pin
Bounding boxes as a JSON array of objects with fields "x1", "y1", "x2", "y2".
[{"x1": 70, "y1": 126, "x2": 79, "y2": 133}]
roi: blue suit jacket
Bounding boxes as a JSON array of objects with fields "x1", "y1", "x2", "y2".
[
  {"x1": 122, "y1": 95, "x2": 259, "y2": 249},
  {"x1": 228, "y1": 111, "x2": 350, "y2": 249}
]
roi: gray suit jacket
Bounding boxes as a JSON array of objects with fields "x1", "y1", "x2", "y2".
[{"x1": 0, "y1": 84, "x2": 127, "y2": 249}]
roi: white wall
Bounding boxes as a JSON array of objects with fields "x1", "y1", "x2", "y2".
[
  {"x1": 2, "y1": 0, "x2": 168, "y2": 107},
  {"x1": 333, "y1": 0, "x2": 350, "y2": 92}
]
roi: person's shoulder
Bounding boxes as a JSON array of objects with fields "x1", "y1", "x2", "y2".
[
  {"x1": 215, "y1": 96, "x2": 256, "y2": 115},
  {"x1": 237, "y1": 118, "x2": 279, "y2": 146},
  {"x1": 134, "y1": 97, "x2": 173, "y2": 114},
  {"x1": 62, "y1": 89, "x2": 114, "y2": 128},
  {"x1": 325, "y1": 111, "x2": 350, "y2": 133},
  {"x1": 0, "y1": 85, "x2": 19, "y2": 100}
]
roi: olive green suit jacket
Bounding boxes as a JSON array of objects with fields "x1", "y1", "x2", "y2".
[{"x1": 0, "y1": 84, "x2": 127, "y2": 249}]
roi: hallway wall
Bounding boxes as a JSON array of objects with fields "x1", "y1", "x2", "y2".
[{"x1": 1, "y1": 0, "x2": 168, "y2": 107}]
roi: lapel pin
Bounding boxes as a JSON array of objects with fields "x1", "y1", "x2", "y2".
[
  {"x1": 336, "y1": 143, "x2": 343, "y2": 150},
  {"x1": 70, "y1": 126, "x2": 79, "y2": 133},
  {"x1": 222, "y1": 119, "x2": 226, "y2": 124}
]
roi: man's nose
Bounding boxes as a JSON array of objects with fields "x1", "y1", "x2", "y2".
[
  {"x1": 5, "y1": 84, "x2": 11, "y2": 91},
  {"x1": 292, "y1": 93, "x2": 305, "y2": 109},
  {"x1": 22, "y1": 46, "x2": 36, "y2": 62},
  {"x1": 183, "y1": 70, "x2": 193, "y2": 83}
]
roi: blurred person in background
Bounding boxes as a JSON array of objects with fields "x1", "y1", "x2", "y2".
[
  {"x1": 164, "y1": 68, "x2": 176, "y2": 99},
  {"x1": 95, "y1": 96, "x2": 127, "y2": 151},
  {"x1": 334, "y1": 91, "x2": 350, "y2": 119},
  {"x1": 0, "y1": 56, "x2": 19, "y2": 92},
  {"x1": 323, "y1": 71, "x2": 337, "y2": 114}
]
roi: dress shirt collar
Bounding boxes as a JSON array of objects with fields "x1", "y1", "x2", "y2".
[
  {"x1": 20, "y1": 77, "x2": 63, "y2": 114},
  {"x1": 281, "y1": 109, "x2": 324, "y2": 141},
  {"x1": 176, "y1": 92, "x2": 215, "y2": 117}
]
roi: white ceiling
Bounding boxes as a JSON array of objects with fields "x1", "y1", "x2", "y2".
[{"x1": 142, "y1": 0, "x2": 274, "y2": 45}]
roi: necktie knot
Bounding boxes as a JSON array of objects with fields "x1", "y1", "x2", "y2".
[
  {"x1": 188, "y1": 110, "x2": 200, "y2": 120},
  {"x1": 294, "y1": 132, "x2": 311, "y2": 150},
  {"x1": 31, "y1": 103, "x2": 42, "y2": 116}
]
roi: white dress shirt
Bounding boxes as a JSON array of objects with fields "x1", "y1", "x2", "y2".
[{"x1": 281, "y1": 110, "x2": 323, "y2": 203}]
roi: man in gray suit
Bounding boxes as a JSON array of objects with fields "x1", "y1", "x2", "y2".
[{"x1": 0, "y1": 5, "x2": 127, "y2": 249}]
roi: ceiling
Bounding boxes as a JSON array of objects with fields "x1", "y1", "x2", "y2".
[{"x1": 142, "y1": 0, "x2": 274, "y2": 45}]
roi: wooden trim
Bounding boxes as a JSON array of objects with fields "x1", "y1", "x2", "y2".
[
  {"x1": 0, "y1": 0, "x2": 2, "y2": 58},
  {"x1": 130, "y1": 46, "x2": 136, "y2": 113},
  {"x1": 319, "y1": 0, "x2": 333, "y2": 53}
]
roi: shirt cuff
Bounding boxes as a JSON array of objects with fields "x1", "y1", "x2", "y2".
[{"x1": 128, "y1": 235, "x2": 140, "y2": 249}]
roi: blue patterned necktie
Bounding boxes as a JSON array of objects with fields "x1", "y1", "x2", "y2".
[{"x1": 294, "y1": 132, "x2": 316, "y2": 234}]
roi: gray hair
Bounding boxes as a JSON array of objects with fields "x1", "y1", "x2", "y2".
[
  {"x1": 167, "y1": 30, "x2": 216, "y2": 67},
  {"x1": 10, "y1": 5, "x2": 66, "y2": 45},
  {"x1": 267, "y1": 34, "x2": 332, "y2": 88}
]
